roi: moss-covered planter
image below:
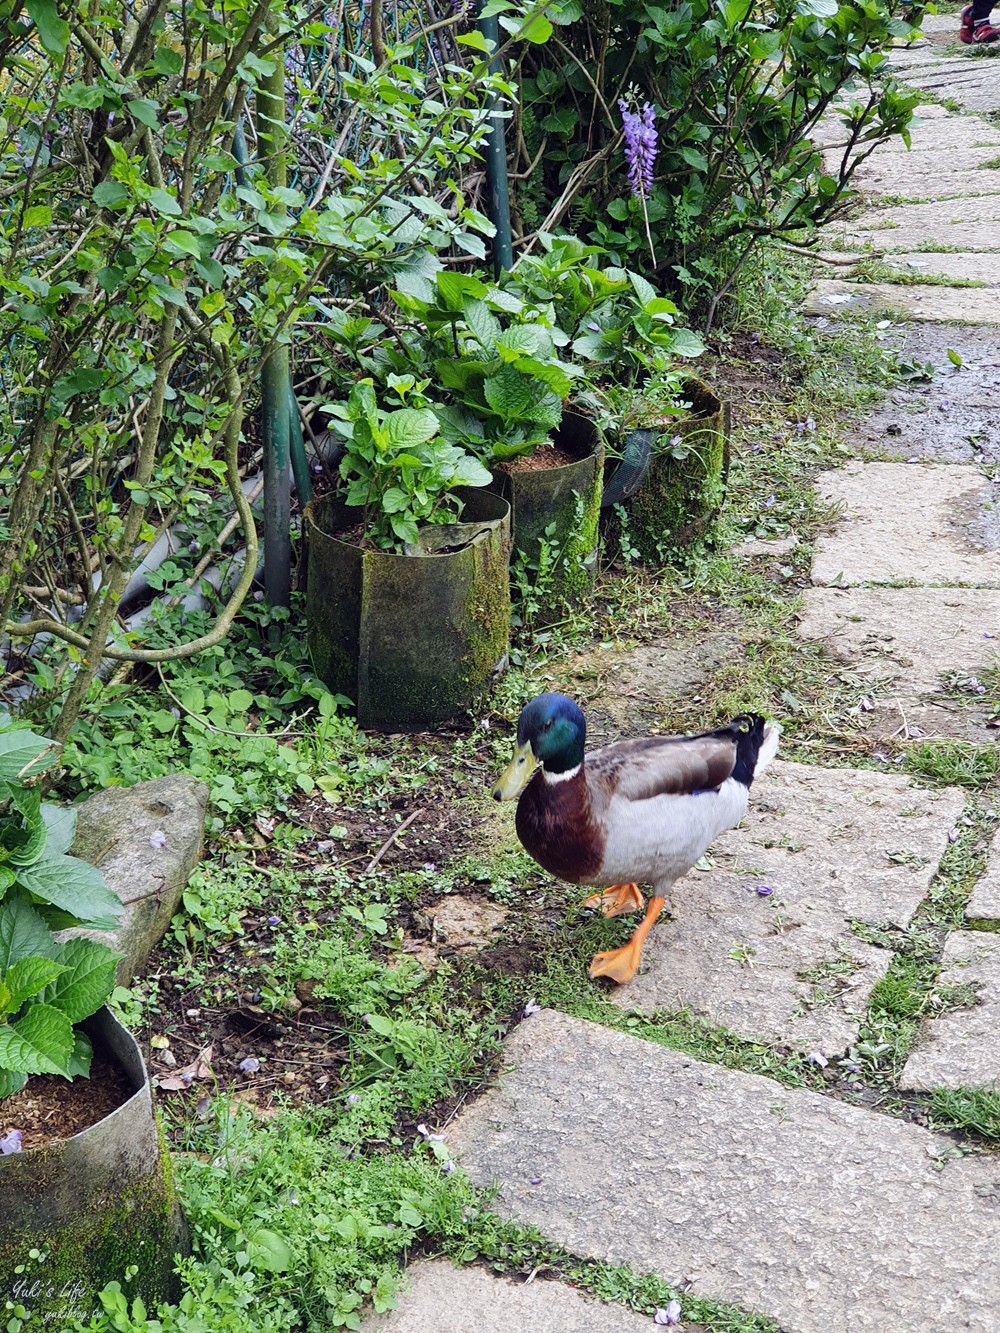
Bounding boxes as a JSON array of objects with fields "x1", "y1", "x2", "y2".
[
  {"x1": 604, "y1": 376, "x2": 729, "y2": 565},
  {"x1": 305, "y1": 488, "x2": 511, "y2": 730},
  {"x1": 0, "y1": 1008, "x2": 187, "y2": 1331},
  {"x1": 489, "y1": 411, "x2": 604, "y2": 607}
]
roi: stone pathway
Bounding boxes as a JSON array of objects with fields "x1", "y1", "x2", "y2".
[{"x1": 366, "y1": 33, "x2": 1000, "y2": 1333}]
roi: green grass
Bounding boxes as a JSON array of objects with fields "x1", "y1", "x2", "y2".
[
  {"x1": 929, "y1": 1087, "x2": 1000, "y2": 1140},
  {"x1": 852, "y1": 800, "x2": 998, "y2": 1085},
  {"x1": 904, "y1": 740, "x2": 1000, "y2": 788}
]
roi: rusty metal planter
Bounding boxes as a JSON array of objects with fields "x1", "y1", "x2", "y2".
[
  {"x1": 305, "y1": 488, "x2": 511, "y2": 730},
  {"x1": 604, "y1": 377, "x2": 729, "y2": 565},
  {"x1": 0, "y1": 1008, "x2": 187, "y2": 1331},
  {"x1": 489, "y1": 411, "x2": 604, "y2": 606}
]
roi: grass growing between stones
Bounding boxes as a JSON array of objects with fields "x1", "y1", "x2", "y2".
[
  {"x1": 439, "y1": 1210, "x2": 781, "y2": 1332},
  {"x1": 929, "y1": 1086, "x2": 1000, "y2": 1140},
  {"x1": 852, "y1": 797, "x2": 999, "y2": 1087}
]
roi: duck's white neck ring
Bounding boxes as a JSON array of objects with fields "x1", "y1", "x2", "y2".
[{"x1": 542, "y1": 763, "x2": 582, "y2": 784}]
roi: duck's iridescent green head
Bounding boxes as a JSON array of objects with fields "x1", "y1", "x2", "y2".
[{"x1": 493, "y1": 693, "x2": 586, "y2": 800}]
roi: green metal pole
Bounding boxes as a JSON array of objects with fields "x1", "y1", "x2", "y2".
[
  {"x1": 288, "y1": 387, "x2": 314, "y2": 507},
  {"x1": 476, "y1": 8, "x2": 514, "y2": 275},
  {"x1": 256, "y1": 37, "x2": 291, "y2": 607}
]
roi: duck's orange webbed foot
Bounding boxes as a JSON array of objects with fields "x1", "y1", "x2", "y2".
[
  {"x1": 588, "y1": 895, "x2": 665, "y2": 985},
  {"x1": 582, "y1": 882, "x2": 644, "y2": 918}
]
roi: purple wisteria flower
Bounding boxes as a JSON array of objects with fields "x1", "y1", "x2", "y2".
[
  {"x1": 0, "y1": 1129, "x2": 22, "y2": 1155},
  {"x1": 619, "y1": 99, "x2": 657, "y2": 199},
  {"x1": 239, "y1": 1057, "x2": 260, "y2": 1074}
]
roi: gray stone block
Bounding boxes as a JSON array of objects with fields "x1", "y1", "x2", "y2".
[
  {"x1": 901, "y1": 930, "x2": 1000, "y2": 1090},
  {"x1": 68, "y1": 774, "x2": 209, "y2": 984},
  {"x1": 811, "y1": 462, "x2": 1000, "y2": 588},
  {"x1": 967, "y1": 828, "x2": 1000, "y2": 921},
  {"x1": 613, "y1": 761, "x2": 963, "y2": 1056},
  {"x1": 361, "y1": 1261, "x2": 660, "y2": 1332},
  {"x1": 450, "y1": 1009, "x2": 1000, "y2": 1332}
]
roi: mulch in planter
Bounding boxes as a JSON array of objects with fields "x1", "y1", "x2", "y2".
[{"x1": 1, "y1": 1052, "x2": 134, "y2": 1150}]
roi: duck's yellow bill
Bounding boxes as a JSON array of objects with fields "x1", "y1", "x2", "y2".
[{"x1": 492, "y1": 742, "x2": 537, "y2": 801}]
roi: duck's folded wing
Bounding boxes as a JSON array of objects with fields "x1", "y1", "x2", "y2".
[{"x1": 588, "y1": 734, "x2": 737, "y2": 802}]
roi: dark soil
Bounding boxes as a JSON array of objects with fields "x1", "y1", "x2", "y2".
[
  {"x1": 497, "y1": 442, "x2": 580, "y2": 473},
  {"x1": 2, "y1": 1051, "x2": 135, "y2": 1150}
]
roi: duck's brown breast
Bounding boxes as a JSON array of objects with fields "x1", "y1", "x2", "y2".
[{"x1": 515, "y1": 771, "x2": 603, "y2": 884}]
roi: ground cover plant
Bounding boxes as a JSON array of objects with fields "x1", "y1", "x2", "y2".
[{"x1": 0, "y1": 245, "x2": 986, "y2": 1332}]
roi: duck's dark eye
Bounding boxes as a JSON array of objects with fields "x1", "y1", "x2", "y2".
[{"x1": 541, "y1": 719, "x2": 553, "y2": 732}]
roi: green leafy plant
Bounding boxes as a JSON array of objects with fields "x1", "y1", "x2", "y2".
[
  {"x1": 513, "y1": 0, "x2": 922, "y2": 314},
  {"x1": 0, "y1": 726, "x2": 122, "y2": 1099},
  {"x1": 325, "y1": 377, "x2": 493, "y2": 549}
]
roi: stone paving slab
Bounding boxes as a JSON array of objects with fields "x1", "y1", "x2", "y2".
[
  {"x1": 894, "y1": 66, "x2": 1000, "y2": 115},
  {"x1": 811, "y1": 462, "x2": 1000, "y2": 587},
  {"x1": 844, "y1": 157, "x2": 1000, "y2": 201},
  {"x1": 901, "y1": 931, "x2": 1000, "y2": 1091},
  {"x1": 797, "y1": 586, "x2": 1000, "y2": 695},
  {"x1": 610, "y1": 761, "x2": 963, "y2": 1057},
  {"x1": 966, "y1": 827, "x2": 1000, "y2": 921},
  {"x1": 880, "y1": 251, "x2": 995, "y2": 281},
  {"x1": 846, "y1": 324, "x2": 1000, "y2": 465},
  {"x1": 360, "y1": 1260, "x2": 662, "y2": 1332},
  {"x1": 840, "y1": 218, "x2": 1000, "y2": 253},
  {"x1": 871, "y1": 118, "x2": 1000, "y2": 155},
  {"x1": 450, "y1": 1009, "x2": 1000, "y2": 1332},
  {"x1": 805, "y1": 278, "x2": 1000, "y2": 324}
]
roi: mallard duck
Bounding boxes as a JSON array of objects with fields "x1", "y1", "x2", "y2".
[{"x1": 493, "y1": 692, "x2": 780, "y2": 984}]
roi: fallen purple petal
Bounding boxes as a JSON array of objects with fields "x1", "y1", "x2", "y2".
[
  {"x1": 0, "y1": 1129, "x2": 22, "y2": 1155},
  {"x1": 807, "y1": 1050, "x2": 829, "y2": 1068},
  {"x1": 654, "y1": 1302, "x2": 682, "y2": 1326},
  {"x1": 423, "y1": 861, "x2": 437, "y2": 872},
  {"x1": 587, "y1": 321, "x2": 601, "y2": 333},
  {"x1": 442, "y1": 1160, "x2": 456, "y2": 1175},
  {"x1": 347, "y1": 1093, "x2": 362, "y2": 1106},
  {"x1": 239, "y1": 1057, "x2": 260, "y2": 1074},
  {"x1": 755, "y1": 884, "x2": 774, "y2": 897},
  {"x1": 524, "y1": 998, "x2": 542, "y2": 1016},
  {"x1": 149, "y1": 829, "x2": 167, "y2": 850},
  {"x1": 529, "y1": 1176, "x2": 542, "y2": 1185},
  {"x1": 939, "y1": 400, "x2": 951, "y2": 411},
  {"x1": 763, "y1": 495, "x2": 776, "y2": 508},
  {"x1": 268, "y1": 915, "x2": 281, "y2": 925}
]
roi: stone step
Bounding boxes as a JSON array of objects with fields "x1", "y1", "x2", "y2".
[
  {"x1": 842, "y1": 324, "x2": 1000, "y2": 467},
  {"x1": 449, "y1": 1009, "x2": 1000, "y2": 1332},
  {"x1": 805, "y1": 279, "x2": 1000, "y2": 325},
  {"x1": 68, "y1": 774, "x2": 208, "y2": 984},
  {"x1": 967, "y1": 828, "x2": 1000, "y2": 920},
  {"x1": 612, "y1": 761, "x2": 964, "y2": 1058},
  {"x1": 879, "y1": 251, "x2": 996, "y2": 282},
  {"x1": 360, "y1": 1260, "x2": 666, "y2": 1332},
  {"x1": 896, "y1": 66, "x2": 1000, "y2": 116},
  {"x1": 798, "y1": 586, "x2": 1000, "y2": 696},
  {"x1": 901, "y1": 930, "x2": 1000, "y2": 1090},
  {"x1": 811, "y1": 462, "x2": 1000, "y2": 588}
]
